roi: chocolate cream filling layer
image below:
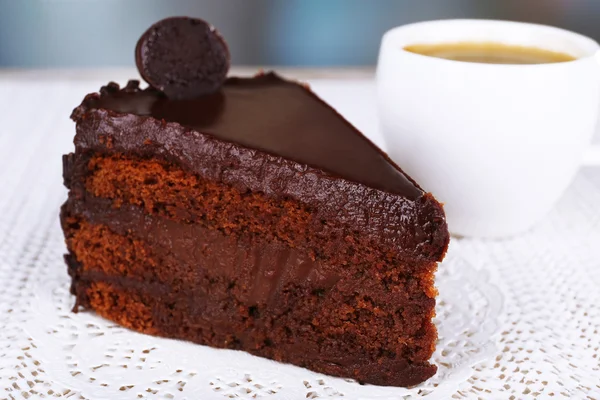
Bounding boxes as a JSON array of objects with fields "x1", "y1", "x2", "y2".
[{"x1": 63, "y1": 196, "x2": 435, "y2": 312}]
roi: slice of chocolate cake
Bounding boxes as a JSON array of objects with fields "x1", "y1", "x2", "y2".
[{"x1": 60, "y1": 17, "x2": 449, "y2": 387}]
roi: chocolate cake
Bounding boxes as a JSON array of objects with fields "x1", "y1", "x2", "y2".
[{"x1": 60, "y1": 17, "x2": 449, "y2": 387}]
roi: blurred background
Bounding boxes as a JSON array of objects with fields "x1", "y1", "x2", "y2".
[{"x1": 1, "y1": 0, "x2": 599, "y2": 67}]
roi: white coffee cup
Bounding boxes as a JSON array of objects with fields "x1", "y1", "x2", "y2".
[{"x1": 377, "y1": 19, "x2": 600, "y2": 238}]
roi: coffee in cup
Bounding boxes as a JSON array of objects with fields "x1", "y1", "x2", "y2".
[{"x1": 404, "y1": 41, "x2": 576, "y2": 64}]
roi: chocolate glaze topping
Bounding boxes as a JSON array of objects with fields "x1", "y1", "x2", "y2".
[{"x1": 76, "y1": 74, "x2": 421, "y2": 197}]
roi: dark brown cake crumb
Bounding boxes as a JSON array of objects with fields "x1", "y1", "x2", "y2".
[{"x1": 86, "y1": 281, "x2": 156, "y2": 333}]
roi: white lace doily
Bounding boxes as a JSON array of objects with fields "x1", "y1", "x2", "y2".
[{"x1": 1, "y1": 77, "x2": 599, "y2": 399}]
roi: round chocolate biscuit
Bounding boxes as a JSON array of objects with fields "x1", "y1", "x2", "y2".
[{"x1": 135, "y1": 17, "x2": 230, "y2": 99}]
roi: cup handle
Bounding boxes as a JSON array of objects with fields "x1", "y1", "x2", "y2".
[{"x1": 584, "y1": 145, "x2": 600, "y2": 166}]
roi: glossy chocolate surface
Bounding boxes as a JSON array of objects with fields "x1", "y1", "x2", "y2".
[{"x1": 77, "y1": 73, "x2": 420, "y2": 196}]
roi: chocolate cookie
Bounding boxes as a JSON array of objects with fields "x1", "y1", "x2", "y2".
[{"x1": 135, "y1": 17, "x2": 230, "y2": 99}]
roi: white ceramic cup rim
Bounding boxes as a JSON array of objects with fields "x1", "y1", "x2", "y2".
[{"x1": 383, "y1": 19, "x2": 600, "y2": 67}]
